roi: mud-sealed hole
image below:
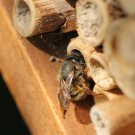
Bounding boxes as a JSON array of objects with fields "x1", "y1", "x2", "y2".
[
  {"x1": 15, "y1": 0, "x2": 31, "y2": 35},
  {"x1": 78, "y1": 1, "x2": 102, "y2": 38}
]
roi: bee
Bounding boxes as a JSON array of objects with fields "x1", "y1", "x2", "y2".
[{"x1": 58, "y1": 50, "x2": 96, "y2": 118}]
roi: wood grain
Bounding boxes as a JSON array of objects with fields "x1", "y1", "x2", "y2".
[
  {"x1": 0, "y1": 0, "x2": 95, "y2": 135},
  {"x1": 13, "y1": 0, "x2": 76, "y2": 37}
]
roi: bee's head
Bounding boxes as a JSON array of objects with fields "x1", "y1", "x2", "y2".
[{"x1": 61, "y1": 50, "x2": 86, "y2": 80}]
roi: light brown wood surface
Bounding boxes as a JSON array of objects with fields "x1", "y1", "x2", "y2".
[{"x1": 0, "y1": 0, "x2": 95, "y2": 135}]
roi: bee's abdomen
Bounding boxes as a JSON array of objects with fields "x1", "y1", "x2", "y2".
[{"x1": 70, "y1": 86, "x2": 88, "y2": 101}]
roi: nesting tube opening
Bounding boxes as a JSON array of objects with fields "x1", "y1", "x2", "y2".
[
  {"x1": 76, "y1": 0, "x2": 124, "y2": 47},
  {"x1": 13, "y1": 0, "x2": 33, "y2": 37},
  {"x1": 67, "y1": 38, "x2": 95, "y2": 77}
]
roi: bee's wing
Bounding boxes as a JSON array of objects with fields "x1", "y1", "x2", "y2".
[
  {"x1": 58, "y1": 79, "x2": 71, "y2": 111},
  {"x1": 58, "y1": 71, "x2": 74, "y2": 111}
]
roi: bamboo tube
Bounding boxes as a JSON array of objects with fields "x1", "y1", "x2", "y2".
[
  {"x1": 90, "y1": 96, "x2": 135, "y2": 135},
  {"x1": 67, "y1": 37, "x2": 95, "y2": 77},
  {"x1": 117, "y1": 0, "x2": 135, "y2": 16},
  {"x1": 90, "y1": 52, "x2": 116, "y2": 91},
  {"x1": 13, "y1": 0, "x2": 76, "y2": 37},
  {"x1": 76, "y1": 0, "x2": 125, "y2": 46},
  {"x1": 104, "y1": 18, "x2": 135, "y2": 100}
]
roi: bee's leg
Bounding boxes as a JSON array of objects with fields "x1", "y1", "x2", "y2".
[
  {"x1": 81, "y1": 82, "x2": 98, "y2": 96},
  {"x1": 84, "y1": 88, "x2": 98, "y2": 96},
  {"x1": 70, "y1": 89, "x2": 81, "y2": 96},
  {"x1": 71, "y1": 91, "x2": 87, "y2": 101},
  {"x1": 70, "y1": 85, "x2": 82, "y2": 96},
  {"x1": 82, "y1": 68, "x2": 89, "y2": 75}
]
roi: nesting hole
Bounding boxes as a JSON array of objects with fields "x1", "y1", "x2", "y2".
[
  {"x1": 15, "y1": 0, "x2": 31, "y2": 35},
  {"x1": 71, "y1": 49, "x2": 86, "y2": 64},
  {"x1": 71, "y1": 49, "x2": 95, "y2": 89}
]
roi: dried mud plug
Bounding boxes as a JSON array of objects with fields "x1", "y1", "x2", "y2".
[
  {"x1": 76, "y1": 0, "x2": 125, "y2": 46},
  {"x1": 58, "y1": 50, "x2": 96, "y2": 118}
]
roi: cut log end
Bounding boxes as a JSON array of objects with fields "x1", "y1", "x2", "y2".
[{"x1": 13, "y1": 0, "x2": 76, "y2": 37}]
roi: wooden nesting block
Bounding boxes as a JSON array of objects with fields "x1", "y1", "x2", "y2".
[{"x1": 0, "y1": 0, "x2": 95, "y2": 135}]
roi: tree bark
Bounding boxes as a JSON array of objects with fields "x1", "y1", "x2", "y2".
[{"x1": 13, "y1": 0, "x2": 76, "y2": 37}]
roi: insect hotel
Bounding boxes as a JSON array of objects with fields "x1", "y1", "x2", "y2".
[{"x1": 0, "y1": 0, "x2": 135, "y2": 134}]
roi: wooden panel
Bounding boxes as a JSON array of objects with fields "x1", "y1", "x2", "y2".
[{"x1": 0, "y1": 0, "x2": 95, "y2": 134}]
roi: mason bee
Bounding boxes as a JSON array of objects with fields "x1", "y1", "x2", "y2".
[{"x1": 58, "y1": 50, "x2": 96, "y2": 118}]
